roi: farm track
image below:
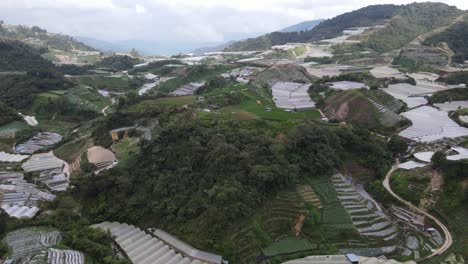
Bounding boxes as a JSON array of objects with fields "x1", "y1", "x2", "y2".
[{"x1": 383, "y1": 162, "x2": 453, "y2": 262}]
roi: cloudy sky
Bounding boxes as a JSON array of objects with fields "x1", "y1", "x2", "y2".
[{"x1": 0, "y1": 0, "x2": 466, "y2": 44}]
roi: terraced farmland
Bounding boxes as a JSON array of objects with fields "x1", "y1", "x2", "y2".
[
  {"x1": 47, "y1": 249, "x2": 84, "y2": 264},
  {"x1": 4, "y1": 227, "x2": 61, "y2": 263},
  {"x1": 306, "y1": 175, "x2": 355, "y2": 238},
  {"x1": 331, "y1": 174, "x2": 398, "y2": 244},
  {"x1": 368, "y1": 98, "x2": 404, "y2": 127},
  {"x1": 296, "y1": 185, "x2": 322, "y2": 208},
  {"x1": 229, "y1": 192, "x2": 306, "y2": 264}
]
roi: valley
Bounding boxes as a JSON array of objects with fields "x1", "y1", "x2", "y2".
[{"x1": 0, "y1": 2, "x2": 466, "y2": 264}]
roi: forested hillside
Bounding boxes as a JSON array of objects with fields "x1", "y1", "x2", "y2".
[
  {"x1": 76, "y1": 117, "x2": 391, "y2": 251},
  {"x1": 96, "y1": 55, "x2": 142, "y2": 70},
  {"x1": 365, "y1": 3, "x2": 463, "y2": 52},
  {"x1": 0, "y1": 22, "x2": 94, "y2": 52},
  {"x1": 0, "y1": 40, "x2": 54, "y2": 71},
  {"x1": 280, "y1": 19, "x2": 324, "y2": 33},
  {"x1": 225, "y1": 4, "x2": 400, "y2": 51},
  {"x1": 225, "y1": 3, "x2": 463, "y2": 53},
  {"x1": 424, "y1": 20, "x2": 468, "y2": 63}
]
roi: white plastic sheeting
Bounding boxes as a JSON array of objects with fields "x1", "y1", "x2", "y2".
[
  {"x1": 271, "y1": 82, "x2": 315, "y2": 110},
  {"x1": 398, "y1": 161, "x2": 427, "y2": 170},
  {"x1": 91, "y1": 222, "x2": 211, "y2": 264},
  {"x1": 399, "y1": 106, "x2": 468, "y2": 142},
  {"x1": 370, "y1": 66, "x2": 406, "y2": 79},
  {"x1": 1, "y1": 205, "x2": 40, "y2": 219},
  {"x1": 414, "y1": 152, "x2": 435, "y2": 163},
  {"x1": 0, "y1": 152, "x2": 29, "y2": 162},
  {"x1": 327, "y1": 81, "x2": 369, "y2": 90},
  {"x1": 384, "y1": 84, "x2": 429, "y2": 109},
  {"x1": 447, "y1": 147, "x2": 468, "y2": 161},
  {"x1": 434, "y1": 101, "x2": 468, "y2": 112},
  {"x1": 22, "y1": 152, "x2": 65, "y2": 172}
]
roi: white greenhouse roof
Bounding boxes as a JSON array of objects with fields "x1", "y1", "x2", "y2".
[
  {"x1": 398, "y1": 161, "x2": 427, "y2": 170},
  {"x1": 413, "y1": 152, "x2": 435, "y2": 163},
  {"x1": 0, "y1": 152, "x2": 29, "y2": 163},
  {"x1": 154, "y1": 229, "x2": 222, "y2": 264},
  {"x1": 91, "y1": 222, "x2": 218, "y2": 264},
  {"x1": 271, "y1": 82, "x2": 315, "y2": 110},
  {"x1": 327, "y1": 81, "x2": 369, "y2": 90},
  {"x1": 22, "y1": 152, "x2": 65, "y2": 172},
  {"x1": 1, "y1": 205, "x2": 39, "y2": 219},
  {"x1": 434, "y1": 101, "x2": 468, "y2": 112},
  {"x1": 399, "y1": 106, "x2": 468, "y2": 142}
]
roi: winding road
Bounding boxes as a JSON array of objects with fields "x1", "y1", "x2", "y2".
[{"x1": 383, "y1": 162, "x2": 453, "y2": 262}]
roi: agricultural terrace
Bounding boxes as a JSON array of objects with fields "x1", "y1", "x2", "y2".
[
  {"x1": 220, "y1": 90, "x2": 320, "y2": 121},
  {"x1": 71, "y1": 75, "x2": 143, "y2": 92},
  {"x1": 4, "y1": 227, "x2": 84, "y2": 264}
]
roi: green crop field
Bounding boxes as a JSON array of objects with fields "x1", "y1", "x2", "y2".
[
  {"x1": 262, "y1": 238, "x2": 316, "y2": 257},
  {"x1": 125, "y1": 96, "x2": 196, "y2": 113},
  {"x1": 72, "y1": 76, "x2": 138, "y2": 91},
  {"x1": 222, "y1": 92, "x2": 320, "y2": 121}
]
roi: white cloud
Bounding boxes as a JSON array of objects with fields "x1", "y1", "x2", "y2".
[
  {"x1": 135, "y1": 4, "x2": 147, "y2": 14},
  {"x1": 0, "y1": 0, "x2": 116, "y2": 9},
  {"x1": 0, "y1": 0, "x2": 466, "y2": 52}
]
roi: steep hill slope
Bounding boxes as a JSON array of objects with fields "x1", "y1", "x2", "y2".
[
  {"x1": 225, "y1": 4, "x2": 400, "y2": 51},
  {"x1": 225, "y1": 3, "x2": 463, "y2": 53},
  {"x1": 365, "y1": 3, "x2": 463, "y2": 52},
  {"x1": 323, "y1": 89, "x2": 404, "y2": 129},
  {"x1": 423, "y1": 19, "x2": 468, "y2": 63},
  {"x1": 0, "y1": 40, "x2": 55, "y2": 71},
  {"x1": 280, "y1": 19, "x2": 324, "y2": 33},
  {"x1": 0, "y1": 22, "x2": 94, "y2": 52}
]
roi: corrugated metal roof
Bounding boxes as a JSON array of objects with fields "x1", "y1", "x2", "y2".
[{"x1": 153, "y1": 229, "x2": 222, "y2": 264}]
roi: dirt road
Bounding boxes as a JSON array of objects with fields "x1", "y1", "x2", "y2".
[{"x1": 383, "y1": 162, "x2": 452, "y2": 262}]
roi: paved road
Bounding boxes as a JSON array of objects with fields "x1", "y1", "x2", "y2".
[{"x1": 383, "y1": 162, "x2": 452, "y2": 262}]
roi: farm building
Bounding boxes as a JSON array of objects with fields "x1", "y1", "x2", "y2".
[
  {"x1": 15, "y1": 132, "x2": 62, "y2": 154},
  {"x1": 92, "y1": 222, "x2": 223, "y2": 264},
  {"x1": 399, "y1": 106, "x2": 468, "y2": 142},
  {"x1": 153, "y1": 229, "x2": 222, "y2": 264},
  {"x1": 109, "y1": 125, "x2": 152, "y2": 142},
  {"x1": 0, "y1": 152, "x2": 29, "y2": 163},
  {"x1": 22, "y1": 152, "x2": 66, "y2": 172},
  {"x1": 271, "y1": 82, "x2": 315, "y2": 110},
  {"x1": 169, "y1": 82, "x2": 206, "y2": 96},
  {"x1": 326, "y1": 81, "x2": 369, "y2": 90}
]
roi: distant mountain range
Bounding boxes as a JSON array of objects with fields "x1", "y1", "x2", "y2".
[
  {"x1": 280, "y1": 19, "x2": 325, "y2": 33},
  {"x1": 77, "y1": 32, "x2": 264, "y2": 56}
]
